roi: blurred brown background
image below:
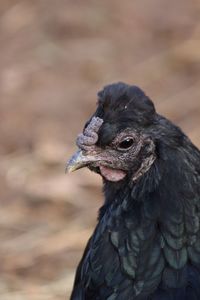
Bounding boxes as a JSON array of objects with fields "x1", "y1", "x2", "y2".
[{"x1": 0, "y1": 0, "x2": 200, "y2": 299}]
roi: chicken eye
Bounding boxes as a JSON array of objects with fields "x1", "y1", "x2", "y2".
[{"x1": 117, "y1": 137, "x2": 134, "y2": 150}]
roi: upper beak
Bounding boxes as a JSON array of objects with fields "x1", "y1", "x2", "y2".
[{"x1": 66, "y1": 150, "x2": 100, "y2": 173}]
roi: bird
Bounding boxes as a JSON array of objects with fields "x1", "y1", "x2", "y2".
[{"x1": 66, "y1": 82, "x2": 200, "y2": 300}]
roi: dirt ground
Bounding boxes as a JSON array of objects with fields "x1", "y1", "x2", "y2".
[{"x1": 0, "y1": 1, "x2": 200, "y2": 299}]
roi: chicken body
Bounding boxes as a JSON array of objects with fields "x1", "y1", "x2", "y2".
[{"x1": 67, "y1": 83, "x2": 200, "y2": 300}]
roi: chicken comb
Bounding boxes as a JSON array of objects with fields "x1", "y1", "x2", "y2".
[{"x1": 76, "y1": 117, "x2": 103, "y2": 151}]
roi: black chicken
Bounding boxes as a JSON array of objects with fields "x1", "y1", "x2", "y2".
[{"x1": 66, "y1": 82, "x2": 200, "y2": 300}]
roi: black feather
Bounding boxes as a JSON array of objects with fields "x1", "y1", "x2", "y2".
[{"x1": 70, "y1": 83, "x2": 200, "y2": 300}]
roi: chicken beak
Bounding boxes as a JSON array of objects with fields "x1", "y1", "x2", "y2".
[{"x1": 66, "y1": 150, "x2": 99, "y2": 173}]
